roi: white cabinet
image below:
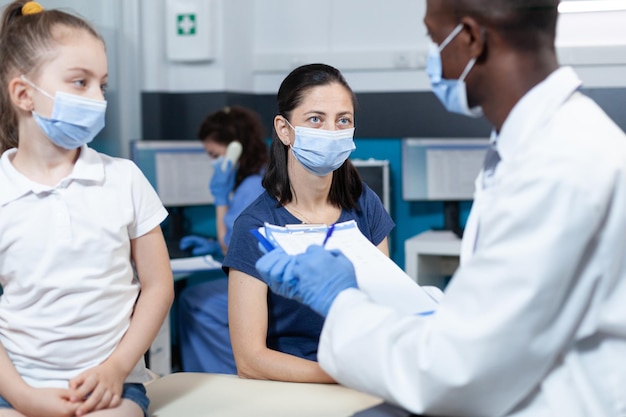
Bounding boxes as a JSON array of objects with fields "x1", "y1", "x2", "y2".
[{"x1": 404, "y1": 230, "x2": 461, "y2": 290}]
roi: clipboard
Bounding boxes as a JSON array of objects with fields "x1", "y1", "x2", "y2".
[{"x1": 257, "y1": 220, "x2": 439, "y2": 315}]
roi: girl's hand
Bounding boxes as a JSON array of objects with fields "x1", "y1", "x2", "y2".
[
  {"x1": 68, "y1": 361, "x2": 126, "y2": 416},
  {"x1": 14, "y1": 387, "x2": 80, "y2": 417}
]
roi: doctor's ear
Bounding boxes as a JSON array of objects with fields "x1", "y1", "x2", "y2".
[
  {"x1": 274, "y1": 115, "x2": 292, "y2": 146},
  {"x1": 460, "y1": 16, "x2": 487, "y2": 59},
  {"x1": 9, "y1": 76, "x2": 34, "y2": 112}
]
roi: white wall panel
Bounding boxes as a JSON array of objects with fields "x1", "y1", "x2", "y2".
[
  {"x1": 557, "y1": 10, "x2": 626, "y2": 46},
  {"x1": 1, "y1": 1, "x2": 626, "y2": 97}
]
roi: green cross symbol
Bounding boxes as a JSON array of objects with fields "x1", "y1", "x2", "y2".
[{"x1": 177, "y1": 13, "x2": 196, "y2": 36}]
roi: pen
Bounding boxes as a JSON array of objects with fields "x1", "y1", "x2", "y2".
[
  {"x1": 322, "y1": 223, "x2": 336, "y2": 247},
  {"x1": 249, "y1": 228, "x2": 275, "y2": 253}
]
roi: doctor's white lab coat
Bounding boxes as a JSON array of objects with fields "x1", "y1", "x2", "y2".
[{"x1": 318, "y1": 67, "x2": 626, "y2": 417}]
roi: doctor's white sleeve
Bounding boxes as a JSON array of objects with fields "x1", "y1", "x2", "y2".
[{"x1": 318, "y1": 163, "x2": 618, "y2": 417}]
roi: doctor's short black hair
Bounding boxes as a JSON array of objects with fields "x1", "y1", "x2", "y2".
[{"x1": 443, "y1": 0, "x2": 559, "y2": 51}]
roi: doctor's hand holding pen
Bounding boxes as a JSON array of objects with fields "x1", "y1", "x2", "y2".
[{"x1": 255, "y1": 245, "x2": 357, "y2": 317}]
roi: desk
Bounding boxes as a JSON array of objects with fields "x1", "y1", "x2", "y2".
[
  {"x1": 149, "y1": 256, "x2": 222, "y2": 376},
  {"x1": 404, "y1": 231, "x2": 461, "y2": 289},
  {"x1": 146, "y1": 373, "x2": 383, "y2": 417}
]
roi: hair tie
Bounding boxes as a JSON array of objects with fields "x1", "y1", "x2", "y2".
[
  {"x1": 223, "y1": 106, "x2": 231, "y2": 114},
  {"x1": 22, "y1": 1, "x2": 44, "y2": 15}
]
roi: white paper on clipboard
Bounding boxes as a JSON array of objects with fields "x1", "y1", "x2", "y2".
[{"x1": 261, "y1": 220, "x2": 438, "y2": 315}]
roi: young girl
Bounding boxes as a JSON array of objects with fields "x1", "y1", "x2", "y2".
[
  {"x1": 0, "y1": 2, "x2": 173, "y2": 416},
  {"x1": 224, "y1": 64, "x2": 394, "y2": 383}
]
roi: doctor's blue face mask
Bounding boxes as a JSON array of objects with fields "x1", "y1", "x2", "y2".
[
  {"x1": 285, "y1": 119, "x2": 356, "y2": 177},
  {"x1": 21, "y1": 75, "x2": 107, "y2": 150},
  {"x1": 426, "y1": 24, "x2": 483, "y2": 118}
]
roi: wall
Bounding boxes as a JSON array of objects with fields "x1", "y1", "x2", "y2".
[
  {"x1": 140, "y1": 0, "x2": 256, "y2": 93},
  {"x1": 139, "y1": 1, "x2": 626, "y2": 93}
]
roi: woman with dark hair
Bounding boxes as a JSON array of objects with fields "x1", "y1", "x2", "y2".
[
  {"x1": 177, "y1": 106, "x2": 268, "y2": 374},
  {"x1": 222, "y1": 63, "x2": 394, "y2": 382}
]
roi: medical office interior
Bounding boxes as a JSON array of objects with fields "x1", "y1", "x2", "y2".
[{"x1": 5, "y1": 0, "x2": 626, "y2": 376}]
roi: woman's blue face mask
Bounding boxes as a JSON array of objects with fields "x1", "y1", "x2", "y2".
[
  {"x1": 285, "y1": 120, "x2": 356, "y2": 176},
  {"x1": 426, "y1": 24, "x2": 483, "y2": 118}
]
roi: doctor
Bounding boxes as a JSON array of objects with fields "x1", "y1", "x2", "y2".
[{"x1": 255, "y1": 0, "x2": 626, "y2": 416}]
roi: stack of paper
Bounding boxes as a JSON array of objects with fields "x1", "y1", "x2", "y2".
[
  {"x1": 170, "y1": 255, "x2": 222, "y2": 275},
  {"x1": 260, "y1": 221, "x2": 439, "y2": 315}
]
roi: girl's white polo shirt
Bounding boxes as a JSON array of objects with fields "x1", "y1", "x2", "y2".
[{"x1": 0, "y1": 145, "x2": 168, "y2": 388}]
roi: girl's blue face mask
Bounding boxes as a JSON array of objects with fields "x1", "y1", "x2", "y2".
[
  {"x1": 286, "y1": 120, "x2": 356, "y2": 177},
  {"x1": 426, "y1": 24, "x2": 483, "y2": 118},
  {"x1": 22, "y1": 75, "x2": 107, "y2": 150}
]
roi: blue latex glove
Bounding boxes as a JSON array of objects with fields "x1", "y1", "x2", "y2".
[
  {"x1": 256, "y1": 245, "x2": 357, "y2": 317},
  {"x1": 179, "y1": 235, "x2": 222, "y2": 256},
  {"x1": 210, "y1": 159, "x2": 236, "y2": 206}
]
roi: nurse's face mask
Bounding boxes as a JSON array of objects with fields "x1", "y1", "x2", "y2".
[
  {"x1": 285, "y1": 119, "x2": 356, "y2": 177},
  {"x1": 426, "y1": 24, "x2": 483, "y2": 118}
]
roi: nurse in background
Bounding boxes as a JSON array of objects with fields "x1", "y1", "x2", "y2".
[
  {"x1": 179, "y1": 106, "x2": 268, "y2": 256},
  {"x1": 256, "y1": 0, "x2": 626, "y2": 415},
  {"x1": 178, "y1": 106, "x2": 268, "y2": 373}
]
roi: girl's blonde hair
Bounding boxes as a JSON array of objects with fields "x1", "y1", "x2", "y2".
[{"x1": 0, "y1": 1, "x2": 103, "y2": 153}]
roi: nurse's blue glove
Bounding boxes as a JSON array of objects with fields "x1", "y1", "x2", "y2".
[
  {"x1": 256, "y1": 245, "x2": 357, "y2": 317},
  {"x1": 210, "y1": 159, "x2": 236, "y2": 206},
  {"x1": 179, "y1": 235, "x2": 222, "y2": 256}
]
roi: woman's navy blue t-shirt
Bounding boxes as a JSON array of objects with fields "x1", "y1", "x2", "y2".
[{"x1": 222, "y1": 183, "x2": 394, "y2": 361}]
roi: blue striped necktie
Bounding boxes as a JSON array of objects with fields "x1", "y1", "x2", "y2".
[{"x1": 482, "y1": 141, "x2": 500, "y2": 188}]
